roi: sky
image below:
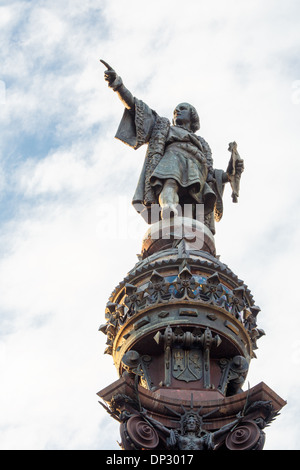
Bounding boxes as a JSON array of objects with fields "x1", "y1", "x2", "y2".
[{"x1": 0, "y1": 0, "x2": 299, "y2": 450}]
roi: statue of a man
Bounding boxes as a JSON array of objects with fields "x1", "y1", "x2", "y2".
[{"x1": 101, "y1": 60, "x2": 243, "y2": 234}]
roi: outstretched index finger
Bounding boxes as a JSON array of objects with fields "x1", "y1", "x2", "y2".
[{"x1": 100, "y1": 59, "x2": 114, "y2": 70}]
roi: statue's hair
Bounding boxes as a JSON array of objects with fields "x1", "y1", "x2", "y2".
[
  {"x1": 172, "y1": 102, "x2": 200, "y2": 133},
  {"x1": 182, "y1": 412, "x2": 202, "y2": 436}
]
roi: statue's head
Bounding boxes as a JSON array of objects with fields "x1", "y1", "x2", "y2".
[
  {"x1": 173, "y1": 102, "x2": 200, "y2": 133},
  {"x1": 182, "y1": 412, "x2": 202, "y2": 435}
]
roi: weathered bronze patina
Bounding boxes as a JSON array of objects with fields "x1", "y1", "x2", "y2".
[{"x1": 100, "y1": 60, "x2": 244, "y2": 234}]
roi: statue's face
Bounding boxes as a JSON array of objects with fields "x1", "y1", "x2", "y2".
[
  {"x1": 173, "y1": 103, "x2": 192, "y2": 128},
  {"x1": 185, "y1": 415, "x2": 199, "y2": 432}
]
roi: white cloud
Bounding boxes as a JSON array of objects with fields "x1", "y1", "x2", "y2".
[{"x1": 20, "y1": 7, "x2": 65, "y2": 49}]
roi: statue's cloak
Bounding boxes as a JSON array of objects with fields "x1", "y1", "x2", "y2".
[{"x1": 115, "y1": 98, "x2": 225, "y2": 223}]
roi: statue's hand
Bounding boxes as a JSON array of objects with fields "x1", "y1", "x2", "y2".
[
  {"x1": 167, "y1": 430, "x2": 177, "y2": 448},
  {"x1": 100, "y1": 59, "x2": 132, "y2": 107},
  {"x1": 100, "y1": 59, "x2": 118, "y2": 87},
  {"x1": 235, "y1": 159, "x2": 244, "y2": 175},
  {"x1": 206, "y1": 172, "x2": 216, "y2": 184}
]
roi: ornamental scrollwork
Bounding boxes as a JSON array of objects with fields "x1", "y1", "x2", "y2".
[{"x1": 99, "y1": 263, "x2": 262, "y2": 355}]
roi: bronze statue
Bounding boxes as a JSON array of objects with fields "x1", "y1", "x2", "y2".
[
  {"x1": 101, "y1": 60, "x2": 244, "y2": 234},
  {"x1": 140, "y1": 405, "x2": 243, "y2": 450}
]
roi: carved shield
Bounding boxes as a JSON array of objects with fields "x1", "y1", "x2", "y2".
[{"x1": 172, "y1": 348, "x2": 203, "y2": 382}]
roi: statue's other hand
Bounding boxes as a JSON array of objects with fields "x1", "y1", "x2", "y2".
[
  {"x1": 235, "y1": 159, "x2": 244, "y2": 174},
  {"x1": 100, "y1": 59, "x2": 117, "y2": 86},
  {"x1": 167, "y1": 430, "x2": 177, "y2": 448}
]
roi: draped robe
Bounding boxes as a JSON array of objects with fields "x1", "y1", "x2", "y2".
[{"x1": 114, "y1": 98, "x2": 225, "y2": 227}]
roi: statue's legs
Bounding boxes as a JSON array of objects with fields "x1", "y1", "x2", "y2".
[{"x1": 159, "y1": 178, "x2": 179, "y2": 219}]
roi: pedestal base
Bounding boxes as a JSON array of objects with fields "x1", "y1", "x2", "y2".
[
  {"x1": 141, "y1": 217, "x2": 216, "y2": 258},
  {"x1": 98, "y1": 376, "x2": 286, "y2": 451},
  {"x1": 99, "y1": 216, "x2": 286, "y2": 450}
]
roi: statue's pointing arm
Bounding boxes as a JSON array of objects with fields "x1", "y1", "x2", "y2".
[
  {"x1": 101, "y1": 60, "x2": 158, "y2": 151},
  {"x1": 100, "y1": 59, "x2": 135, "y2": 112}
]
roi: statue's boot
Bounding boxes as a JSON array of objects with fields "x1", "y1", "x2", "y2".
[{"x1": 159, "y1": 179, "x2": 179, "y2": 219}]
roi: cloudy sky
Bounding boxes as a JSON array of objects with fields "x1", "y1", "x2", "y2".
[{"x1": 0, "y1": 0, "x2": 299, "y2": 450}]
